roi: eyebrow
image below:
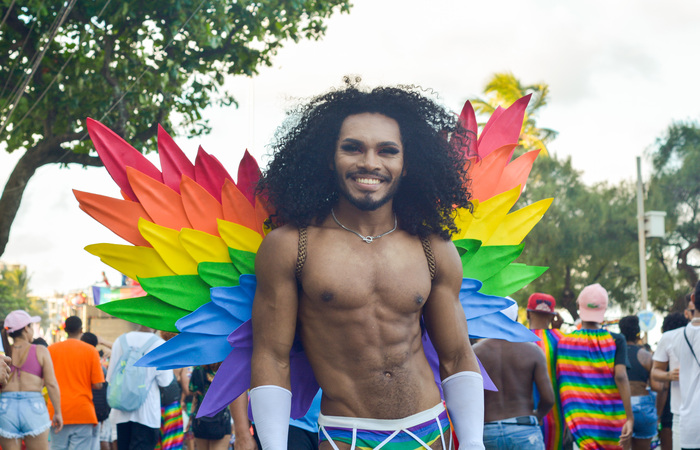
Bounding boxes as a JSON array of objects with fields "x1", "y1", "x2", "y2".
[{"x1": 340, "y1": 138, "x2": 402, "y2": 147}]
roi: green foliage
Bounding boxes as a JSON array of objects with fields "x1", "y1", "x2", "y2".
[
  {"x1": 469, "y1": 72, "x2": 558, "y2": 155},
  {"x1": 0, "y1": 265, "x2": 43, "y2": 319},
  {"x1": 0, "y1": 0, "x2": 351, "y2": 257},
  {"x1": 1, "y1": 0, "x2": 351, "y2": 152},
  {"x1": 646, "y1": 121, "x2": 700, "y2": 308},
  {"x1": 472, "y1": 73, "x2": 684, "y2": 317},
  {"x1": 516, "y1": 155, "x2": 643, "y2": 317}
]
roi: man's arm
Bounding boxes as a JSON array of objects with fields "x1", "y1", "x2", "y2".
[
  {"x1": 250, "y1": 227, "x2": 300, "y2": 450},
  {"x1": 422, "y1": 238, "x2": 479, "y2": 378},
  {"x1": 423, "y1": 238, "x2": 484, "y2": 449},
  {"x1": 651, "y1": 360, "x2": 678, "y2": 384},
  {"x1": 613, "y1": 364, "x2": 634, "y2": 444},
  {"x1": 532, "y1": 345, "x2": 554, "y2": 421}
]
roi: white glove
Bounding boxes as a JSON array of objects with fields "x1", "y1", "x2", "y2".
[
  {"x1": 250, "y1": 385, "x2": 292, "y2": 450},
  {"x1": 442, "y1": 371, "x2": 485, "y2": 449}
]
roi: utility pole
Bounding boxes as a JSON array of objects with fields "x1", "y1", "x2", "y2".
[{"x1": 636, "y1": 157, "x2": 648, "y2": 311}]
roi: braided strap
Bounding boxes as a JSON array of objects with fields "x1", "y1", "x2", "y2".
[
  {"x1": 421, "y1": 237, "x2": 436, "y2": 280},
  {"x1": 295, "y1": 227, "x2": 307, "y2": 280}
]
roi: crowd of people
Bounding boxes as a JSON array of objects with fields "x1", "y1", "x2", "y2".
[
  {"x1": 0, "y1": 286, "x2": 698, "y2": 450},
  {"x1": 1, "y1": 85, "x2": 699, "y2": 450},
  {"x1": 0, "y1": 316, "x2": 248, "y2": 450}
]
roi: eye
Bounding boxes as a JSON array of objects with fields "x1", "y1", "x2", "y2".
[
  {"x1": 340, "y1": 144, "x2": 361, "y2": 153},
  {"x1": 380, "y1": 146, "x2": 400, "y2": 155}
]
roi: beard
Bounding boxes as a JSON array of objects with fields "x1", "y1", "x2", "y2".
[{"x1": 336, "y1": 170, "x2": 402, "y2": 211}]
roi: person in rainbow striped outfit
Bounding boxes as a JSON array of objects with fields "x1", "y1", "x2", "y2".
[
  {"x1": 527, "y1": 293, "x2": 571, "y2": 450},
  {"x1": 556, "y1": 284, "x2": 634, "y2": 450}
]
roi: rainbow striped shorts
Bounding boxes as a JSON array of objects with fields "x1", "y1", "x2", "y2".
[{"x1": 318, "y1": 403, "x2": 452, "y2": 450}]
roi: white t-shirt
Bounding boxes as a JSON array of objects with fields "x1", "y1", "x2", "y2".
[
  {"x1": 674, "y1": 322, "x2": 700, "y2": 448},
  {"x1": 653, "y1": 328, "x2": 683, "y2": 414},
  {"x1": 106, "y1": 331, "x2": 174, "y2": 429}
]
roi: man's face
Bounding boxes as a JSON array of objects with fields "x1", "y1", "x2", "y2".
[
  {"x1": 332, "y1": 113, "x2": 405, "y2": 211},
  {"x1": 686, "y1": 294, "x2": 697, "y2": 320}
]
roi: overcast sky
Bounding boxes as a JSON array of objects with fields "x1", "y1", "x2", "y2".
[{"x1": 2, "y1": 0, "x2": 700, "y2": 298}]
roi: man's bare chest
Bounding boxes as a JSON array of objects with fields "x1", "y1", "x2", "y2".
[{"x1": 300, "y1": 240, "x2": 432, "y2": 312}]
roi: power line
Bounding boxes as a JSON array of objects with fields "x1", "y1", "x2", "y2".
[
  {"x1": 0, "y1": 0, "x2": 16, "y2": 31},
  {"x1": 0, "y1": 0, "x2": 78, "y2": 136},
  {"x1": 8, "y1": 0, "x2": 114, "y2": 141}
]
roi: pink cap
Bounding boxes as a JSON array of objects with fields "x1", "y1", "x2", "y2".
[
  {"x1": 577, "y1": 284, "x2": 608, "y2": 323},
  {"x1": 4, "y1": 310, "x2": 41, "y2": 333}
]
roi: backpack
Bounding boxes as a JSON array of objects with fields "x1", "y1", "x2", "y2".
[
  {"x1": 93, "y1": 380, "x2": 111, "y2": 422},
  {"x1": 107, "y1": 333, "x2": 159, "y2": 411}
]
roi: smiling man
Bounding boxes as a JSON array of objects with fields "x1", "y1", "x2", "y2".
[{"x1": 249, "y1": 83, "x2": 484, "y2": 450}]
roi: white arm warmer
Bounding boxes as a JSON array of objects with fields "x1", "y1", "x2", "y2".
[
  {"x1": 442, "y1": 371, "x2": 485, "y2": 450},
  {"x1": 249, "y1": 385, "x2": 292, "y2": 450}
]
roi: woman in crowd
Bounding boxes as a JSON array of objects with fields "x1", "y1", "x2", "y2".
[
  {"x1": 189, "y1": 363, "x2": 232, "y2": 450},
  {"x1": 0, "y1": 310, "x2": 63, "y2": 450},
  {"x1": 618, "y1": 315, "x2": 660, "y2": 450}
]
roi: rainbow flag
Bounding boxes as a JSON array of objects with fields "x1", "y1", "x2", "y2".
[
  {"x1": 557, "y1": 329, "x2": 625, "y2": 450},
  {"x1": 532, "y1": 328, "x2": 566, "y2": 450}
]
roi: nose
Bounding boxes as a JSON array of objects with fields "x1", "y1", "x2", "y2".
[{"x1": 358, "y1": 149, "x2": 381, "y2": 171}]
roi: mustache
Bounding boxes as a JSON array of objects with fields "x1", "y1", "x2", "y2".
[{"x1": 345, "y1": 170, "x2": 390, "y2": 182}]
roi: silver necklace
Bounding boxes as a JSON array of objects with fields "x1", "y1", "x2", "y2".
[{"x1": 331, "y1": 209, "x2": 397, "y2": 244}]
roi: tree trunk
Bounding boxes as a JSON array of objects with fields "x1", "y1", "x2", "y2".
[{"x1": 0, "y1": 140, "x2": 102, "y2": 257}]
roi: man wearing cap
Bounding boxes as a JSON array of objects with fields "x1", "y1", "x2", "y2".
[
  {"x1": 48, "y1": 316, "x2": 105, "y2": 450},
  {"x1": 527, "y1": 293, "x2": 569, "y2": 450},
  {"x1": 474, "y1": 304, "x2": 554, "y2": 449},
  {"x1": 556, "y1": 284, "x2": 633, "y2": 450}
]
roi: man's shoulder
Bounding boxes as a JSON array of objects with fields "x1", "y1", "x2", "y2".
[{"x1": 257, "y1": 225, "x2": 300, "y2": 257}]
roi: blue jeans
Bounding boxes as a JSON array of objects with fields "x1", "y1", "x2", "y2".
[
  {"x1": 484, "y1": 417, "x2": 544, "y2": 450},
  {"x1": 0, "y1": 391, "x2": 51, "y2": 439},
  {"x1": 631, "y1": 393, "x2": 658, "y2": 439}
]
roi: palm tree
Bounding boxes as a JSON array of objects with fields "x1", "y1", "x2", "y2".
[{"x1": 470, "y1": 72, "x2": 557, "y2": 155}]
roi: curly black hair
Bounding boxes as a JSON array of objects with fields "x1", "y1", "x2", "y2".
[
  {"x1": 257, "y1": 83, "x2": 473, "y2": 239},
  {"x1": 661, "y1": 312, "x2": 688, "y2": 333},
  {"x1": 618, "y1": 315, "x2": 640, "y2": 342}
]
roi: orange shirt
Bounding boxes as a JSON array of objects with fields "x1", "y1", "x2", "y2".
[{"x1": 48, "y1": 339, "x2": 105, "y2": 425}]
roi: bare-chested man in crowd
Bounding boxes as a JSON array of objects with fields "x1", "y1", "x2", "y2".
[
  {"x1": 474, "y1": 305, "x2": 554, "y2": 450},
  {"x1": 250, "y1": 83, "x2": 485, "y2": 450}
]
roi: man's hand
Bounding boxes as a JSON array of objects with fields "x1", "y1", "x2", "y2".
[
  {"x1": 668, "y1": 368, "x2": 679, "y2": 382},
  {"x1": 619, "y1": 418, "x2": 633, "y2": 444},
  {"x1": 52, "y1": 411, "x2": 64, "y2": 433},
  {"x1": 551, "y1": 313, "x2": 564, "y2": 329},
  {"x1": 233, "y1": 430, "x2": 258, "y2": 450},
  {"x1": 0, "y1": 355, "x2": 11, "y2": 386}
]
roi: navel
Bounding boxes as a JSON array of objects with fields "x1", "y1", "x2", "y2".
[{"x1": 384, "y1": 371, "x2": 393, "y2": 378}]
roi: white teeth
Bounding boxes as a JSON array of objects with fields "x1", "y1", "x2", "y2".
[{"x1": 356, "y1": 178, "x2": 380, "y2": 185}]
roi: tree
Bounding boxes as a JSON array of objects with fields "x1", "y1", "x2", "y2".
[
  {"x1": 646, "y1": 121, "x2": 700, "y2": 309},
  {"x1": 0, "y1": 0, "x2": 351, "y2": 256},
  {"x1": 517, "y1": 156, "x2": 643, "y2": 318},
  {"x1": 469, "y1": 72, "x2": 558, "y2": 154},
  {"x1": 0, "y1": 264, "x2": 42, "y2": 318},
  {"x1": 469, "y1": 73, "x2": 652, "y2": 318}
]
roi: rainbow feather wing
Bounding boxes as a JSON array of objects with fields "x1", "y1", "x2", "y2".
[{"x1": 77, "y1": 95, "x2": 550, "y2": 417}]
